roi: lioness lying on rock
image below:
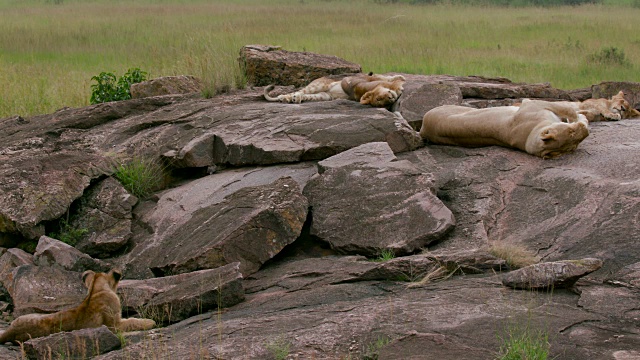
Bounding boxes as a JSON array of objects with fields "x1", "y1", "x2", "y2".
[
  {"x1": 0, "y1": 269, "x2": 155, "y2": 344},
  {"x1": 567, "y1": 90, "x2": 640, "y2": 122},
  {"x1": 264, "y1": 73, "x2": 405, "y2": 107},
  {"x1": 420, "y1": 99, "x2": 589, "y2": 159}
]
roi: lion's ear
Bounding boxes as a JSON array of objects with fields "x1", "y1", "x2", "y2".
[
  {"x1": 540, "y1": 129, "x2": 556, "y2": 142},
  {"x1": 360, "y1": 91, "x2": 373, "y2": 105},
  {"x1": 82, "y1": 270, "x2": 96, "y2": 289},
  {"x1": 110, "y1": 269, "x2": 123, "y2": 283}
]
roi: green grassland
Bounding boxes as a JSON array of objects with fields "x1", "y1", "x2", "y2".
[{"x1": 2, "y1": 0, "x2": 640, "y2": 117}]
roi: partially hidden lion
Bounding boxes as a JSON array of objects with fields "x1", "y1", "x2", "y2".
[
  {"x1": 263, "y1": 73, "x2": 405, "y2": 107},
  {"x1": 419, "y1": 99, "x2": 589, "y2": 159},
  {"x1": 565, "y1": 90, "x2": 640, "y2": 122},
  {"x1": 0, "y1": 269, "x2": 155, "y2": 344}
]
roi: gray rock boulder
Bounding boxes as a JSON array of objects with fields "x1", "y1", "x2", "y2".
[
  {"x1": 70, "y1": 177, "x2": 138, "y2": 258},
  {"x1": 10, "y1": 265, "x2": 85, "y2": 316},
  {"x1": 123, "y1": 176, "x2": 309, "y2": 278},
  {"x1": 239, "y1": 44, "x2": 362, "y2": 87},
  {"x1": 304, "y1": 142, "x2": 455, "y2": 256},
  {"x1": 130, "y1": 75, "x2": 203, "y2": 99},
  {"x1": 0, "y1": 248, "x2": 34, "y2": 295},
  {"x1": 23, "y1": 325, "x2": 121, "y2": 360},
  {"x1": 33, "y1": 235, "x2": 110, "y2": 272},
  {"x1": 502, "y1": 258, "x2": 603, "y2": 290},
  {"x1": 118, "y1": 263, "x2": 244, "y2": 324}
]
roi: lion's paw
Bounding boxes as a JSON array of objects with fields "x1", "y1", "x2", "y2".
[{"x1": 604, "y1": 112, "x2": 621, "y2": 121}]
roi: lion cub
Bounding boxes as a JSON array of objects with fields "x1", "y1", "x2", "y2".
[
  {"x1": 0, "y1": 269, "x2": 155, "y2": 344},
  {"x1": 264, "y1": 73, "x2": 405, "y2": 108}
]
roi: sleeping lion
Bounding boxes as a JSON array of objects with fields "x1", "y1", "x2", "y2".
[
  {"x1": 264, "y1": 73, "x2": 405, "y2": 108},
  {"x1": 420, "y1": 99, "x2": 589, "y2": 159},
  {"x1": 567, "y1": 90, "x2": 640, "y2": 122}
]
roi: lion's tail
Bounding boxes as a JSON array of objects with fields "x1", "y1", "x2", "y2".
[{"x1": 263, "y1": 85, "x2": 280, "y2": 102}]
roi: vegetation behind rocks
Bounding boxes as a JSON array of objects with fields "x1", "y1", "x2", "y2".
[{"x1": 1, "y1": 0, "x2": 640, "y2": 117}]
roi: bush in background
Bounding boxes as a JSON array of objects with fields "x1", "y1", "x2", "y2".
[{"x1": 90, "y1": 68, "x2": 148, "y2": 104}]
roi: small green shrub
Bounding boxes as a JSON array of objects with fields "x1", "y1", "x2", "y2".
[
  {"x1": 588, "y1": 47, "x2": 630, "y2": 66},
  {"x1": 51, "y1": 219, "x2": 88, "y2": 247},
  {"x1": 372, "y1": 249, "x2": 396, "y2": 262},
  {"x1": 17, "y1": 240, "x2": 38, "y2": 254},
  {"x1": 498, "y1": 326, "x2": 550, "y2": 360},
  {"x1": 362, "y1": 336, "x2": 391, "y2": 360},
  {"x1": 90, "y1": 68, "x2": 148, "y2": 104},
  {"x1": 265, "y1": 336, "x2": 290, "y2": 360},
  {"x1": 113, "y1": 157, "x2": 164, "y2": 199}
]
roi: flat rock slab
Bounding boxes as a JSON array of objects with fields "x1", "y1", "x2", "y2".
[
  {"x1": 119, "y1": 263, "x2": 244, "y2": 324},
  {"x1": 304, "y1": 142, "x2": 454, "y2": 256},
  {"x1": 239, "y1": 44, "x2": 362, "y2": 87},
  {"x1": 502, "y1": 258, "x2": 603, "y2": 290},
  {"x1": 94, "y1": 275, "x2": 634, "y2": 360},
  {"x1": 23, "y1": 325, "x2": 120, "y2": 360},
  {"x1": 123, "y1": 175, "x2": 309, "y2": 278}
]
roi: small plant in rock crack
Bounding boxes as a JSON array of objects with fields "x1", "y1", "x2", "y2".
[
  {"x1": 265, "y1": 336, "x2": 291, "y2": 360},
  {"x1": 90, "y1": 67, "x2": 148, "y2": 104},
  {"x1": 497, "y1": 325, "x2": 550, "y2": 360},
  {"x1": 362, "y1": 335, "x2": 391, "y2": 360},
  {"x1": 372, "y1": 249, "x2": 396, "y2": 262},
  {"x1": 113, "y1": 156, "x2": 165, "y2": 199},
  {"x1": 51, "y1": 218, "x2": 88, "y2": 247}
]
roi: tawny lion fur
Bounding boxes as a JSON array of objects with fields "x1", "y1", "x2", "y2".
[
  {"x1": 264, "y1": 73, "x2": 405, "y2": 107},
  {"x1": 420, "y1": 99, "x2": 589, "y2": 159},
  {"x1": 0, "y1": 269, "x2": 155, "y2": 345},
  {"x1": 563, "y1": 90, "x2": 640, "y2": 122}
]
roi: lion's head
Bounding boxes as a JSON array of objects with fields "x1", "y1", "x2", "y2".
[
  {"x1": 529, "y1": 115, "x2": 590, "y2": 159},
  {"x1": 82, "y1": 269, "x2": 122, "y2": 294},
  {"x1": 359, "y1": 79, "x2": 405, "y2": 107},
  {"x1": 611, "y1": 90, "x2": 640, "y2": 119}
]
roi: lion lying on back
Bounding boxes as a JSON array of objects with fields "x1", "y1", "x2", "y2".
[
  {"x1": 0, "y1": 269, "x2": 155, "y2": 344},
  {"x1": 420, "y1": 99, "x2": 589, "y2": 159},
  {"x1": 264, "y1": 73, "x2": 405, "y2": 107}
]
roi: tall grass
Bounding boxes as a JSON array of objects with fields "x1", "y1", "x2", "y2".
[{"x1": 2, "y1": 0, "x2": 640, "y2": 117}]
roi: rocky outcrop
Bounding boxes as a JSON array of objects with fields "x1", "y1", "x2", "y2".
[
  {"x1": 2, "y1": 47, "x2": 640, "y2": 358},
  {"x1": 0, "y1": 91, "x2": 421, "y2": 243},
  {"x1": 239, "y1": 44, "x2": 362, "y2": 87},
  {"x1": 130, "y1": 75, "x2": 203, "y2": 99}
]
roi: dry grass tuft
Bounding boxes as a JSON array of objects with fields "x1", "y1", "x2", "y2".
[{"x1": 488, "y1": 242, "x2": 538, "y2": 269}]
